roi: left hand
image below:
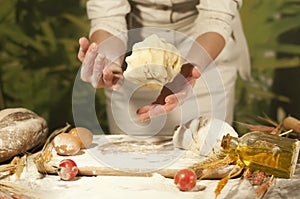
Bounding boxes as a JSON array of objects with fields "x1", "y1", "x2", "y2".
[
  {"x1": 78, "y1": 37, "x2": 124, "y2": 89},
  {"x1": 137, "y1": 63, "x2": 201, "y2": 121}
]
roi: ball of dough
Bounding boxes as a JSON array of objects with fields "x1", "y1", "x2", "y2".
[{"x1": 124, "y1": 34, "x2": 182, "y2": 89}]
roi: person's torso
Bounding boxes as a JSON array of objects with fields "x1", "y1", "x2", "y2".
[
  {"x1": 126, "y1": 0, "x2": 251, "y2": 80},
  {"x1": 127, "y1": 0, "x2": 199, "y2": 29}
]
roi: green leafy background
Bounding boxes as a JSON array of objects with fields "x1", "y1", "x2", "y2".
[{"x1": 0, "y1": 0, "x2": 299, "y2": 134}]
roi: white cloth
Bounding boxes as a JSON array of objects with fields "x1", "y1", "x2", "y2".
[
  {"x1": 86, "y1": 0, "x2": 251, "y2": 135},
  {"x1": 172, "y1": 117, "x2": 238, "y2": 156}
]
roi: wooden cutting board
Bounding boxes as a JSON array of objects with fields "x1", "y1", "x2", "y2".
[{"x1": 41, "y1": 135, "x2": 224, "y2": 178}]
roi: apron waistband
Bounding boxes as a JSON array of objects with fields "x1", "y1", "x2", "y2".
[
  {"x1": 130, "y1": 0, "x2": 199, "y2": 13},
  {"x1": 128, "y1": 13, "x2": 197, "y2": 30}
]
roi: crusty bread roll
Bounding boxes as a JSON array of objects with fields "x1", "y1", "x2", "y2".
[
  {"x1": 0, "y1": 108, "x2": 48, "y2": 162},
  {"x1": 124, "y1": 34, "x2": 182, "y2": 89}
]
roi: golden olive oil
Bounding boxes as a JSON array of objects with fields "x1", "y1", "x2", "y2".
[{"x1": 221, "y1": 131, "x2": 300, "y2": 178}]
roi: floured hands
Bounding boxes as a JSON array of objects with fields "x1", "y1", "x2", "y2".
[
  {"x1": 77, "y1": 37, "x2": 123, "y2": 88},
  {"x1": 137, "y1": 63, "x2": 201, "y2": 121},
  {"x1": 77, "y1": 36, "x2": 201, "y2": 122}
]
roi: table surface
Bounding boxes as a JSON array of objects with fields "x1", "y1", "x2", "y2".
[
  {"x1": 8, "y1": 162, "x2": 300, "y2": 199},
  {"x1": 3, "y1": 135, "x2": 300, "y2": 199}
]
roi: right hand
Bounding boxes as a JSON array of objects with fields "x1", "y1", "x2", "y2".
[
  {"x1": 137, "y1": 63, "x2": 201, "y2": 121},
  {"x1": 77, "y1": 37, "x2": 123, "y2": 88}
]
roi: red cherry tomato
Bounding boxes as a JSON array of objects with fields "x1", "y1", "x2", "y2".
[
  {"x1": 57, "y1": 159, "x2": 79, "y2": 181},
  {"x1": 174, "y1": 169, "x2": 197, "y2": 191}
]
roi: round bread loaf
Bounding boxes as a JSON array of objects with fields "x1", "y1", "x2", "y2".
[{"x1": 0, "y1": 108, "x2": 48, "y2": 162}]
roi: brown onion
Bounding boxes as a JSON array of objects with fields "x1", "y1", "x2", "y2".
[
  {"x1": 68, "y1": 127, "x2": 93, "y2": 149},
  {"x1": 53, "y1": 133, "x2": 81, "y2": 156}
]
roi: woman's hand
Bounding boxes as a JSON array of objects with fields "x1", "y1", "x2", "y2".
[
  {"x1": 137, "y1": 63, "x2": 201, "y2": 121},
  {"x1": 77, "y1": 37, "x2": 123, "y2": 88}
]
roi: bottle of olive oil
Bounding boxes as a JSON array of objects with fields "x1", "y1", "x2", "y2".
[{"x1": 221, "y1": 131, "x2": 300, "y2": 178}]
